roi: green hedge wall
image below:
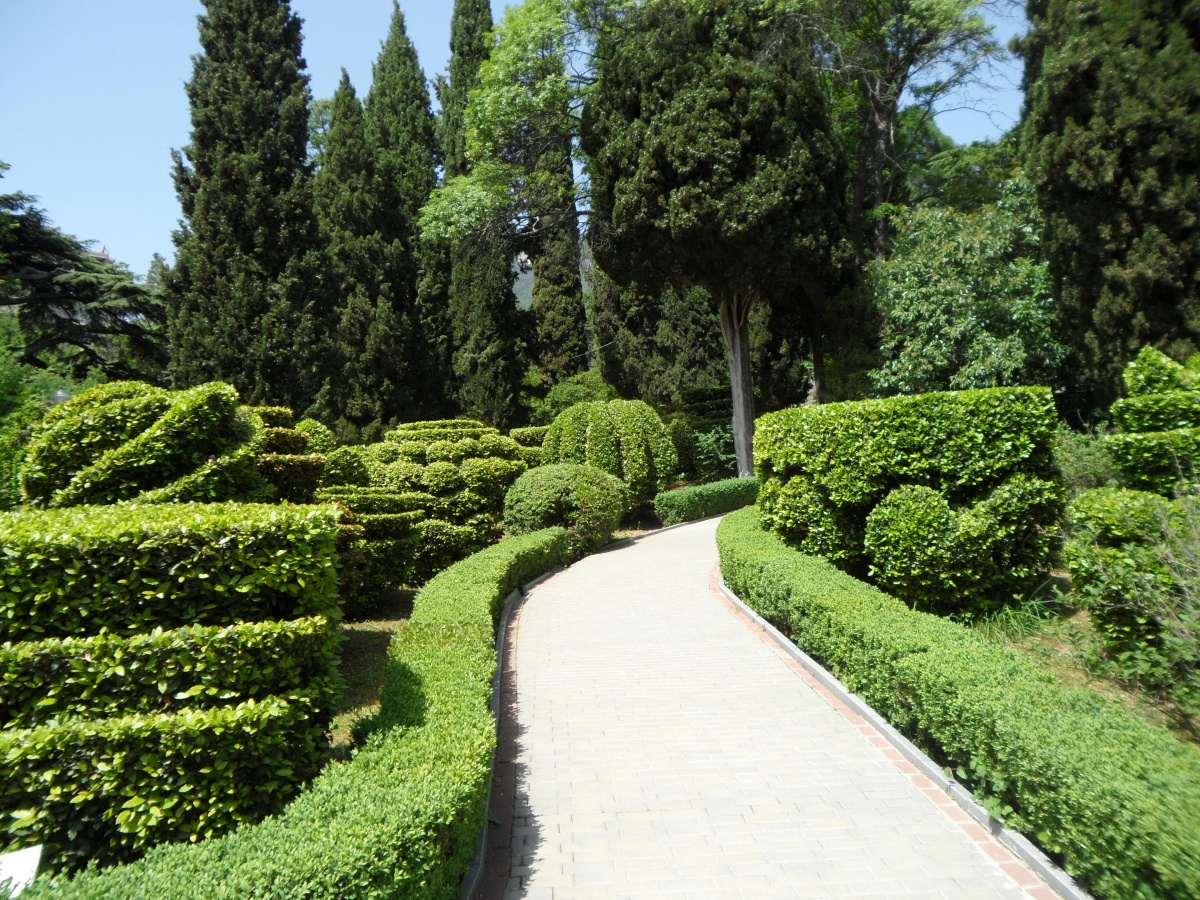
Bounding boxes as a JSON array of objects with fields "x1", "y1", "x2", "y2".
[
  {"x1": 755, "y1": 387, "x2": 1062, "y2": 611},
  {"x1": 1111, "y1": 390, "x2": 1200, "y2": 434},
  {"x1": 2, "y1": 695, "x2": 327, "y2": 874},
  {"x1": 654, "y1": 477, "x2": 759, "y2": 526},
  {"x1": 25, "y1": 528, "x2": 573, "y2": 899},
  {"x1": 0, "y1": 503, "x2": 340, "y2": 642},
  {"x1": 0, "y1": 616, "x2": 339, "y2": 730},
  {"x1": 541, "y1": 399, "x2": 678, "y2": 504},
  {"x1": 509, "y1": 425, "x2": 549, "y2": 448},
  {"x1": 717, "y1": 507, "x2": 1200, "y2": 900}
]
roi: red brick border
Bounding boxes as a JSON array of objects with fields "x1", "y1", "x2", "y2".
[{"x1": 709, "y1": 564, "x2": 1060, "y2": 900}]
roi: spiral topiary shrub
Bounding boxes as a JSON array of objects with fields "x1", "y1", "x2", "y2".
[
  {"x1": 541, "y1": 399, "x2": 677, "y2": 505},
  {"x1": 504, "y1": 463, "x2": 629, "y2": 553}
]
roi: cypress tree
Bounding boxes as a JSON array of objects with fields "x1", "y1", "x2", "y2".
[
  {"x1": 169, "y1": 0, "x2": 330, "y2": 409},
  {"x1": 1021, "y1": 0, "x2": 1200, "y2": 417},
  {"x1": 442, "y1": 0, "x2": 527, "y2": 427}
]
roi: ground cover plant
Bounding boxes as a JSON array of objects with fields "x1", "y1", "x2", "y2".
[
  {"x1": 0, "y1": 502, "x2": 341, "y2": 873},
  {"x1": 718, "y1": 506, "x2": 1200, "y2": 900},
  {"x1": 755, "y1": 386, "x2": 1063, "y2": 614},
  {"x1": 22, "y1": 527, "x2": 573, "y2": 899}
]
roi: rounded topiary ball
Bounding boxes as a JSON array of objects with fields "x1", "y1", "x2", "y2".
[{"x1": 504, "y1": 463, "x2": 630, "y2": 553}]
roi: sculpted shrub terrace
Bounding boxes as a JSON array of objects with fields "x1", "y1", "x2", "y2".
[{"x1": 755, "y1": 387, "x2": 1063, "y2": 613}]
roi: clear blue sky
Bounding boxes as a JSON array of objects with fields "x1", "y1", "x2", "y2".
[{"x1": 0, "y1": 1, "x2": 1026, "y2": 280}]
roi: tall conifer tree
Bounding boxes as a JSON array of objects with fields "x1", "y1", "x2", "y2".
[
  {"x1": 442, "y1": 0, "x2": 527, "y2": 427},
  {"x1": 168, "y1": 0, "x2": 330, "y2": 409}
]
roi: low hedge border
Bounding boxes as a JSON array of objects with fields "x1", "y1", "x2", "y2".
[
  {"x1": 1, "y1": 695, "x2": 327, "y2": 875},
  {"x1": 716, "y1": 506, "x2": 1200, "y2": 900},
  {"x1": 0, "y1": 616, "x2": 340, "y2": 730},
  {"x1": 25, "y1": 528, "x2": 573, "y2": 899},
  {"x1": 654, "y1": 476, "x2": 759, "y2": 526}
]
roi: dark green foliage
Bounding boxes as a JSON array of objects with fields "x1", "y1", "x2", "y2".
[
  {"x1": 504, "y1": 463, "x2": 628, "y2": 553},
  {"x1": 1020, "y1": 0, "x2": 1200, "y2": 417},
  {"x1": 527, "y1": 368, "x2": 618, "y2": 426},
  {"x1": 1065, "y1": 488, "x2": 1199, "y2": 718},
  {"x1": 756, "y1": 387, "x2": 1063, "y2": 609},
  {"x1": 294, "y1": 418, "x2": 335, "y2": 453},
  {"x1": 0, "y1": 616, "x2": 340, "y2": 730},
  {"x1": 0, "y1": 503, "x2": 340, "y2": 642},
  {"x1": 654, "y1": 477, "x2": 759, "y2": 527},
  {"x1": 718, "y1": 507, "x2": 1200, "y2": 900},
  {"x1": 249, "y1": 406, "x2": 294, "y2": 428},
  {"x1": 442, "y1": 0, "x2": 493, "y2": 181},
  {"x1": 1053, "y1": 424, "x2": 1119, "y2": 497},
  {"x1": 0, "y1": 191, "x2": 167, "y2": 381},
  {"x1": 1, "y1": 696, "x2": 326, "y2": 875},
  {"x1": 169, "y1": 0, "x2": 331, "y2": 411},
  {"x1": 25, "y1": 529, "x2": 572, "y2": 900},
  {"x1": 255, "y1": 453, "x2": 325, "y2": 503},
  {"x1": 531, "y1": 218, "x2": 586, "y2": 383},
  {"x1": 541, "y1": 399, "x2": 678, "y2": 504}
]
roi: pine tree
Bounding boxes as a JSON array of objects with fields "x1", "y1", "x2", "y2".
[
  {"x1": 168, "y1": 0, "x2": 330, "y2": 409},
  {"x1": 441, "y1": 0, "x2": 527, "y2": 427},
  {"x1": 1021, "y1": 0, "x2": 1200, "y2": 418}
]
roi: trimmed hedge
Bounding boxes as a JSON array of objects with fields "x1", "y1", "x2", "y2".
[
  {"x1": 541, "y1": 399, "x2": 678, "y2": 504},
  {"x1": 717, "y1": 507, "x2": 1200, "y2": 900},
  {"x1": 25, "y1": 528, "x2": 573, "y2": 899},
  {"x1": 0, "y1": 503, "x2": 340, "y2": 642},
  {"x1": 0, "y1": 616, "x2": 340, "y2": 730},
  {"x1": 2, "y1": 695, "x2": 327, "y2": 874},
  {"x1": 1107, "y1": 428, "x2": 1200, "y2": 495},
  {"x1": 509, "y1": 425, "x2": 549, "y2": 447},
  {"x1": 654, "y1": 476, "x2": 758, "y2": 526},
  {"x1": 1122, "y1": 346, "x2": 1200, "y2": 397},
  {"x1": 1112, "y1": 390, "x2": 1200, "y2": 434},
  {"x1": 294, "y1": 419, "x2": 335, "y2": 454},
  {"x1": 755, "y1": 387, "x2": 1062, "y2": 611},
  {"x1": 504, "y1": 464, "x2": 629, "y2": 553},
  {"x1": 255, "y1": 453, "x2": 325, "y2": 504}
]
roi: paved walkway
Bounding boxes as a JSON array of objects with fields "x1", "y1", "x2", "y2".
[{"x1": 496, "y1": 517, "x2": 1056, "y2": 899}]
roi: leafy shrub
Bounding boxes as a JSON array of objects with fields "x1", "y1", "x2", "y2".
[
  {"x1": 504, "y1": 463, "x2": 628, "y2": 553},
  {"x1": 321, "y1": 445, "x2": 370, "y2": 487},
  {"x1": 256, "y1": 453, "x2": 325, "y2": 503},
  {"x1": 0, "y1": 617, "x2": 340, "y2": 730},
  {"x1": 20, "y1": 382, "x2": 273, "y2": 508},
  {"x1": 693, "y1": 422, "x2": 738, "y2": 482},
  {"x1": 1053, "y1": 423, "x2": 1118, "y2": 496},
  {"x1": 262, "y1": 427, "x2": 309, "y2": 455},
  {"x1": 756, "y1": 387, "x2": 1063, "y2": 610},
  {"x1": 527, "y1": 368, "x2": 619, "y2": 425},
  {"x1": 664, "y1": 415, "x2": 697, "y2": 479},
  {"x1": 294, "y1": 418, "x2": 335, "y2": 453},
  {"x1": 460, "y1": 456, "x2": 526, "y2": 501},
  {"x1": 1066, "y1": 487, "x2": 1199, "y2": 716},
  {"x1": 421, "y1": 460, "x2": 466, "y2": 495},
  {"x1": 1107, "y1": 429, "x2": 1200, "y2": 496},
  {"x1": 385, "y1": 419, "x2": 493, "y2": 446},
  {"x1": 25, "y1": 529, "x2": 572, "y2": 900},
  {"x1": 654, "y1": 476, "x2": 758, "y2": 526},
  {"x1": 315, "y1": 486, "x2": 431, "y2": 515},
  {"x1": 1122, "y1": 346, "x2": 1200, "y2": 397},
  {"x1": 1112, "y1": 390, "x2": 1200, "y2": 434},
  {"x1": 2, "y1": 696, "x2": 327, "y2": 874},
  {"x1": 718, "y1": 507, "x2": 1200, "y2": 900},
  {"x1": 541, "y1": 399, "x2": 678, "y2": 504},
  {"x1": 509, "y1": 425, "x2": 548, "y2": 447},
  {"x1": 0, "y1": 503, "x2": 340, "y2": 642}
]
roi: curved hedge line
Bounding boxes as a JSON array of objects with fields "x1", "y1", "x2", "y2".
[
  {"x1": 717, "y1": 506, "x2": 1200, "y2": 900},
  {"x1": 654, "y1": 476, "x2": 758, "y2": 526},
  {"x1": 0, "y1": 616, "x2": 339, "y2": 730},
  {"x1": 25, "y1": 527, "x2": 573, "y2": 899}
]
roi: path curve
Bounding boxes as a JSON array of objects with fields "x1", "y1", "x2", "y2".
[{"x1": 493, "y1": 517, "x2": 1054, "y2": 899}]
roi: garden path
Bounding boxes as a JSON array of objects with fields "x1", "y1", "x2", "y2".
[{"x1": 487, "y1": 517, "x2": 1059, "y2": 900}]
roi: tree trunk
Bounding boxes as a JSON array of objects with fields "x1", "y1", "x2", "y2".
[
  {"x1": 807, "y1": 329, "x2": 825, "y2": 405},
  {"x1": 719, "y1": 292, "x2": 756, "y2": 478}
]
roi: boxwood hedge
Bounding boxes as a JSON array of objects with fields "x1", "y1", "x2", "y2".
[
  {"x1": 2, "y1": 695, "x2": 327, "y2": 874},
  {"x1": 0, "y1": 616, "x2": 340, "y2": 730},
  {"x1": 717, "y1": 507, "x2": 1200, "y2": 900},
  {"x1": 504, "y1": 464, "x2": 629, "y2": 553},
  {"x1": 0, "y1": 503, "x2": 340, "y2": 642},
  {"x1": 654, "y1": 477, "x2": 759, "y2": 526},
  {"x1": 23, "y1": 528, "x2": 572, "y2": 899}
]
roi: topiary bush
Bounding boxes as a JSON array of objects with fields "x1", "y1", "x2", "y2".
[
  {"x1": 541, "y1": 399, "x2": 678, "y2": 505},
  {"x1": 718, "y1": 506, "x2": 1200, "y2": 900},
  {"x1": 654, "y1": 476, "x2": 758, "y2": 526},
  {"x1": 756, "y1": 387, "x2": 1063, "y2": 612},
  {"x1": 504, "y1": 463, "x2": 629, "y2": 553},
  {"x1": 294, "y1": 418, "x2": 336, "y2": 454}
]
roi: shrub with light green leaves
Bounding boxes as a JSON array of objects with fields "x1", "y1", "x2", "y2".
[
  {"x1": 541, "y1": 399, "x2": 678, "y2": 504},
  {"x1": 2, "y1": 695, "x2": 326, "y2": 874},
  {"x1": 755, "y1": 387, "x2": 1062, "y2": 610},
  {"x1": 24, "y1": 529, "x2": 572, "y2": 900},
  {"x1": 718, "y1": 507, "x2": 1200, "y2": 900},
  {"x1": 504, "y1": 464, "x2": 629, "y2": 553},
  {"x1": 294, "y1": 418, "x2": 335, "y2": 454},
  {"x1": 0, "y1": 616, "x2": 340, "y2": 730},
  {"x1": 654, "y1": 476, "x2": 758, "y2": 526},
  {"x1": 509, "y1": 425, "x2": 548, "y2": 448},
  {"x1": 0, "y1": 503, "x2": 340, "y2": 642}
]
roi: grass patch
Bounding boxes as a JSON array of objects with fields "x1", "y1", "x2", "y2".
[{"x1": 330, "y1": 589, "x2": 413, "y2": 751}]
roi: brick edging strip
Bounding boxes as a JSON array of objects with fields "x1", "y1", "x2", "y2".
[{"x1": 712, "y1": 566, "x2": 1092, "y2": 900}]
